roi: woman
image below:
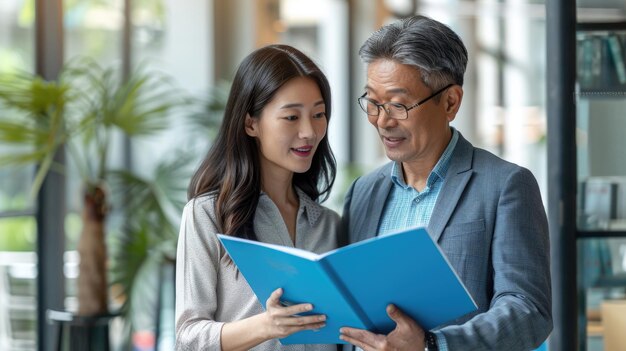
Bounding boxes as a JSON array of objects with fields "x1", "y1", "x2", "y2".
[{"x1": 175, "y1": 44, "x2": 340, "y2": 351}]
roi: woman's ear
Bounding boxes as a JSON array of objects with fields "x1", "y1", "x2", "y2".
[{"x1": 245, "y1": 114, "x2": 258, "y2": 137}]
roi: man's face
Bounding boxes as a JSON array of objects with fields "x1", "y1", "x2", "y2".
[{"x1": 364, "y1": 59, "x2": 455, "y2": 165}]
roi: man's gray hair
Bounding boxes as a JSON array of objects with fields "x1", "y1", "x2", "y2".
[{"x1": 359, "y1": 15, "x2": 468, "y2": 90}]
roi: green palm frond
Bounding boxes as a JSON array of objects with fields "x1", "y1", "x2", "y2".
[
  {"x1": 0, "y1": 72, "x2": 70, "y2": 119},
  {"x1": 110, "y1": 171, "x2": 172, "y2": 239},
  {"x1": 108, "y1": 73, "x2": 183, "y2": 136},
  {"x1": 108, "y1": 150, "x2": 192, "y2": 237},
  {"x1": 0, "y1": 71, "x2": 72, "y2": 196},
  {"x1": 0, "y1": 148, "x2": 49, "y2": 166},
  {"x1": 187, "y1": 81, "x2": 229, "y2": 139},
  {"x1": 0, "y1": 120, "x2": 50, "y2": 145},
  {"x1": 109, "y1": 223, "x2": 152, "y2": 314},
  {"x1": 63, "y1": 58, "x2": 183, "y2": 139},
  {"x1": 108, "y1": 151, "x2": 190, "y2": 321},
  {"x1": 152, "y1": 151, "x2": 194, "y2": 215}
]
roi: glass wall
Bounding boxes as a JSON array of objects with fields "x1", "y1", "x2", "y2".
[
  {"x1": 127, "y1": 2, "x2": 213, "y2": 349},
  {"x1": 0, "y1": 1, "x2": 37, "y2": 350},
  {"x1": 131, "y1": 0, "x2": 213, "y2": 178},
  {"x1": 419, "y1": 0, "x2": 548, "y2": 197},
  {"x1": 62, "y1": 0, "x2": 127, "y2": 314}
]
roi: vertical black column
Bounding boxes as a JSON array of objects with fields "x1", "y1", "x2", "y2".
[
  {"x1": 122, "y1": 0, "x2": 133, "y2": 171},
  {"x1": 546, "y1": 1, "x2": 578, "y2": 350},
  {"x1": 347, "y1": 0, "x2": 356, "y2": 164},
  {"x1": 35, "y1": 1, "x2": 65, "y2": 350}
]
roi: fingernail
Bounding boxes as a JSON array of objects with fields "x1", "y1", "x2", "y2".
[
  {"x1": 306, "y1": 304, "x2": 313, "y2": 310},
  {"x1": 319, "y1": 315, "x2": 326, "y2": 321}
]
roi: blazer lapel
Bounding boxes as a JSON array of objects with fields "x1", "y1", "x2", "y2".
[
  {"x1": 428, "y1": 134, "x2": 474, "y2": 243},
  {"x1": 357, "y1": 170, "x2": 392, "y2": 242}
]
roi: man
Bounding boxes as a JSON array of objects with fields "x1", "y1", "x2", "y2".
[{"x1": 339, "y1": 15, "x2": 552, "y2": 351}]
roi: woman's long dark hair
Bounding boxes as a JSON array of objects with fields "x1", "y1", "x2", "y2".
[{"x1": 188, "y1": 44, "x2": 336, "y2": 241}]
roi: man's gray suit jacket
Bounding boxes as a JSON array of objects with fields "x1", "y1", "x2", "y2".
[{"x1": 340, "y1": 133, "x2": 552, "y2": 350}]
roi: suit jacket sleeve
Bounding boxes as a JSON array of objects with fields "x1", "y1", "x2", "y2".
[
  {"x1": 339, "y1": 178, "x2": 357, "y2": 248},
  {"x1": 438, "y1": 167, "x2": 552, "y2": 350}
]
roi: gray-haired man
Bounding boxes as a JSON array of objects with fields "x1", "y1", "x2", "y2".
[{"x1": 339, "y1": 15, "x2": 552, "y2": 351}]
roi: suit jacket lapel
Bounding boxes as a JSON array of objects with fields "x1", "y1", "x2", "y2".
[
  {"x1": 428, "y1": 134, "x2": 474, "y2": 243},
  {"x1": 357, "y1": 170, "x2": 392, "y2": 242}
]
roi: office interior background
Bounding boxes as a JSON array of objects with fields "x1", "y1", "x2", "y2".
[{"x1": 0, "y1": 0, "x2": 625, "y2": 350}]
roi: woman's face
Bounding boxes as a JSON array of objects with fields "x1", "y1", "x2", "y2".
[{"x1": 245, "y1": 76, "x2": 327, "y2": 178}]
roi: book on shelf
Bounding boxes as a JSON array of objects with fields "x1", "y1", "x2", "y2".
[
  {"x1": 217, "y1": 227, "x2": 477, "y2": 344},
  {"x1": 608, "y1": 34, "x2": 626, "y2": 84},
  {"x1": 577, "y1": 33, "x2": 626, "y2": 90}
]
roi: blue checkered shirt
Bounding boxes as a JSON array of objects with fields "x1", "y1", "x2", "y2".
[
  {"x1": 372, "y1": 128, "x2": 458, "y2": 351},
  {"x1": 377, "y1": 128, "x2": 459, "y2": 236}
]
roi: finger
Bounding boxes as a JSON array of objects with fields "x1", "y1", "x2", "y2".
[
  {"x1": 340, "y1": 327, "x2": 383, "y2": 350},
  {"x1": 339, "y1": 333, "x2": 375, "y2": 351},
  {"x1": 307, "y1": 322, "x2": 327, "y2": 331},
  {"x1": 283, "y1": 321, "x2": 327, "y2": 335},
  {"x1": 279, "y1": 314, "x2": 326, "y2": 327},
  {"x1": 274, "y1": 320, "x2": 327, "y2": 337},
  {"x1": 386, "y1": 304, "x2": 415, "y2": 328},
  {"x1": 266, "y1": 288, "x2": 283, "y2": 307},
  {"x1": 386, "y1": 304, "x2": 424, "y2": 339},
  {"x1": 280, "y1": 302, "x2": 314, "y2": 316}
]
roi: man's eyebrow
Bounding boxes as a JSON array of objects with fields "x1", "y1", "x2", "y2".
[
  {"x1": 386, "y1": 87, "x2": 409, "y2": 95},
  {"x1": 280, "y1": 100, "x2": 325, "y2": 109},
  {"x1": 363, "y1": 85, "x2": 409, "y2": 95}
]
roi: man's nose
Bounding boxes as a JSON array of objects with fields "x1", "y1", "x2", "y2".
[{"x1": 375, "y1": 106, "x2": 397, "y2": 129}]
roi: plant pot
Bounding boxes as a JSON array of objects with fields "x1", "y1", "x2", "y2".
[{"x1": 47, "y1": 309, "x2": 119, "y2": 351}]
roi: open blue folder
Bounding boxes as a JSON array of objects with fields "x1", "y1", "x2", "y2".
[{"x1": 217, "y1": 227, "x2": 477, "y2": 345}]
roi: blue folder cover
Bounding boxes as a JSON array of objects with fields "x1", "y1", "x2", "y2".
[{"x1": 217, "y1": 227, "x2": 477, "y2": 345}]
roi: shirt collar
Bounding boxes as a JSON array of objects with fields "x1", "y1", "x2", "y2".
[
  {"x1": 390, "y1": 127, "x2": 459, "y2": 189},
  {"x1": 295, "y1": 187, "x2": 322, "y2": 226},
  {"x1": 259, "y1": 187, "x2": 322, "y2": 227}
]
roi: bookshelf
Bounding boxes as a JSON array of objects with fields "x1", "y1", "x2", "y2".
[{"x1": 575, "y1": 21, "x2": 626, "y2": 351}]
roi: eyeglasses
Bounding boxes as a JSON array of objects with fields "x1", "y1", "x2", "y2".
[{"x1": 357, "y1": 83, "x2": 453, "y2": 120}]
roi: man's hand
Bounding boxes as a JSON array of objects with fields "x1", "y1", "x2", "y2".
[{"x1": 340, "y1": 304, "x2": 426, "y2": 351}]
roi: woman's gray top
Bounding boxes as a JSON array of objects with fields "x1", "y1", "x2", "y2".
[{"x1": 175, "y1": 188, "x2": 340, "y2": 351}]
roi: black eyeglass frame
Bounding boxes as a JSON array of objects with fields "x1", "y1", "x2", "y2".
[{"x1": 357, "y1": 83, "x2": 454, "y2": 120}]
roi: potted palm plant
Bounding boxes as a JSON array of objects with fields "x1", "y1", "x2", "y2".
[
  {"x1": 107, "y1": 150, "x2": 192, "y2": 349},
  {"x1": 106, "y1": 84, "x2": 227, "y2": 350},
  {"x1": 0, "y1": 58, "x2": 185, "y2": 319}
]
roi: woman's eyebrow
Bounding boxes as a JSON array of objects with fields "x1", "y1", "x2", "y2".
[{"x1": 280, "y1": 100, "x2": 325, "y2": 109}]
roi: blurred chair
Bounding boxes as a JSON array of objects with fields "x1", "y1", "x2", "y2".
[
  {"x1": 0, "y1": 252, "x2": 37, "y2": 351},
  {"x1": 601, "y1": 299, "x2": 626, "y2": 351},
  {"x1": 47, "y1": 309, "x2": 119, "y2": 351}
]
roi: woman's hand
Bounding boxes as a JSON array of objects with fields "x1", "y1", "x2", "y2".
[
  {"x1": 259, "y1": 287, "x2": 327, "y2": 339},
  {"x1": 220, "y1": 287, "x2": 326, "y2": 351}
]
